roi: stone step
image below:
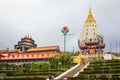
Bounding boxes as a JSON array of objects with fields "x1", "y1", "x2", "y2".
[{"x1": 55, "y1": 62, "x2": 89, "y2": 80}]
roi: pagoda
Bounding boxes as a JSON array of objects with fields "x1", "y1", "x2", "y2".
[
  {"x1": 78, "y1": 8, "x2": 105, "y2": 54},
  {"x1": 14, "y1": 34, "x2": 37, "y2": 51}
]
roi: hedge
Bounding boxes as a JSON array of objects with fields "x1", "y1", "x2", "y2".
[
  {"x1": 4, "y1": 77, "x2": 46, "y2": 80},
  {"x1": 6, "y1": 72, "x2": 59, "y2": 76},
  {"x1": 96, "y1": 75, "x2": 109, "y2": 80}
]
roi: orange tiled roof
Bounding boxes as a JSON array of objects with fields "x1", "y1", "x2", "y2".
[
  {"x1": 0, "y1": 50, "x2": 8, "y2": 54},
  {"x1": 27, "y1": 45, "x2": 60, "y2": 52},
  {"x1": 8, "y1": 49, "x2": 21, "y2": 53},
  {"x1": 0, "y1": 49, "x2": 22, "y2": 54}
]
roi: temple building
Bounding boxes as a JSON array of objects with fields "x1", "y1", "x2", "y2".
[
  {"x1": 0, "y1": 35, "x2": 61, "y2": 64},
  {"x1": 14, "y1": 34, "x2": 37, "y2": 51},
  {"x1": 78, "y1": 8, "x2": 105, "y2": 54}
]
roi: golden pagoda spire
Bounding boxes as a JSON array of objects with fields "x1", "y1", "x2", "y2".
[
  {"x1": 88, "y1": 7, "x2": 93, "y2": 18},
  {"x1": 85, "y1": 8, "x2": 96, "y2": 24}
]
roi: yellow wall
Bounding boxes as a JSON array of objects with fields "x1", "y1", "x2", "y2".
[
  {"x1": 73, "y1": 55, "x2": 81, "y2": 64},
  {"x1": 73, "y1": 53, "x2": 104, "y2": 64}
]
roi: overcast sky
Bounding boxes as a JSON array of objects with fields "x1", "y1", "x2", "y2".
[{"x1": 0, "y1": 0, "x2": 120, "y2": 52}]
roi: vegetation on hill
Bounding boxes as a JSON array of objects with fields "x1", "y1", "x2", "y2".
[
  {"x1": 68, "y1": 59, "x2": 120, "y2": 80},
  {"x1": 0, "y1": 54, "x2": 74, "y2": 80}
]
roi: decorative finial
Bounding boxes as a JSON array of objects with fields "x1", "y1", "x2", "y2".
[
  {"x1": 89, "y1": 7, "x2": 92, "y2": 16},
  {"x1": 89, "y1": 6, "x2": 91, "y2": 10},
  {"x1": 25, "y1": 34, "x2": 32, "y2": 39}
]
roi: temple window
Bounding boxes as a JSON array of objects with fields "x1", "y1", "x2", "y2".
[
  {"x1": 12, "y1": 55, "x2": 14, "y2": 58},
  {"x1": 41, "y1": 54, "x2": 44, "y2": 57},
  {"x1": 17, "y1": 55, "x2": 19, "y2": 58},
  {"x1": 32, "y1": 54, "x2": 34, "y2": 57},
  {"x1": 95, "y1": 39, "x2": 96, "y2": 41},
  {"x1": 90, "y1": 38, "x2": 92, "y2": 41},
  {"x1": 27, "y1": 54, "x2": 29, "y2": 57}
]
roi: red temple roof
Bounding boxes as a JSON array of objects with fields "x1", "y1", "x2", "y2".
[
  {"x1": 85, "y1": 42, "x2": 99, "y2": 45},
  {"x1": 79, "y1": 45, "x2": 88, "y2": 49}
]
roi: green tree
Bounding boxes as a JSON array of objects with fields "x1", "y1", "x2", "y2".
[
  {"x1": 49, "y1": 56, "x2": 59, "y2": 67},
  {"x1": 49, "y1": 53, "x2": 73, "y2": 68},
  {"x1": 36, "y1": 62, "x2": 50, "y2": 70}
]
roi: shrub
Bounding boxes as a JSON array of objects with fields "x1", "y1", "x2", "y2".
[
  {"x1": 6, "y1": 72, "x2": 59, "y2": 76},
  {"x1": 84, "y1": 67, "x2": 94, "y2": 71},
  {"x1": 68, "y1": 77, "x2": 84, "y2": 80},
  {"x1": 110, "y1": 78, "x2": 120, "y2": 80},
  {"x1": 96, "y1": 75, "x2": 109, "y2": 80},
  {"x1": 68, "y1": 75, "x2": 88, "y2": 80},
  {"x1": 89, "y1": 74, "x2": 96, "y2": 80},
  {"x1": 4, "y1": 77, "x2": 46, "y2": 80}
]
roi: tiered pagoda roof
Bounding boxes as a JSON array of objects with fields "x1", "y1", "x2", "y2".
[{"x1": 14, "y1": 34, "x2": 37, "y2": 51}]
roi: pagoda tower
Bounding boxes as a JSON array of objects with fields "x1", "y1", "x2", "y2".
[
  {"x1": 14, "y1": 34, "x2": 37, "y2": 51},
  {"x1": 78, "y1": 8, "x2": 105, "y2": 54}
]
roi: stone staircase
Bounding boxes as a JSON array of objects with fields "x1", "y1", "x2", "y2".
[{"x1": 54, "y1": 62, "x2": 89, "y2": 80}]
